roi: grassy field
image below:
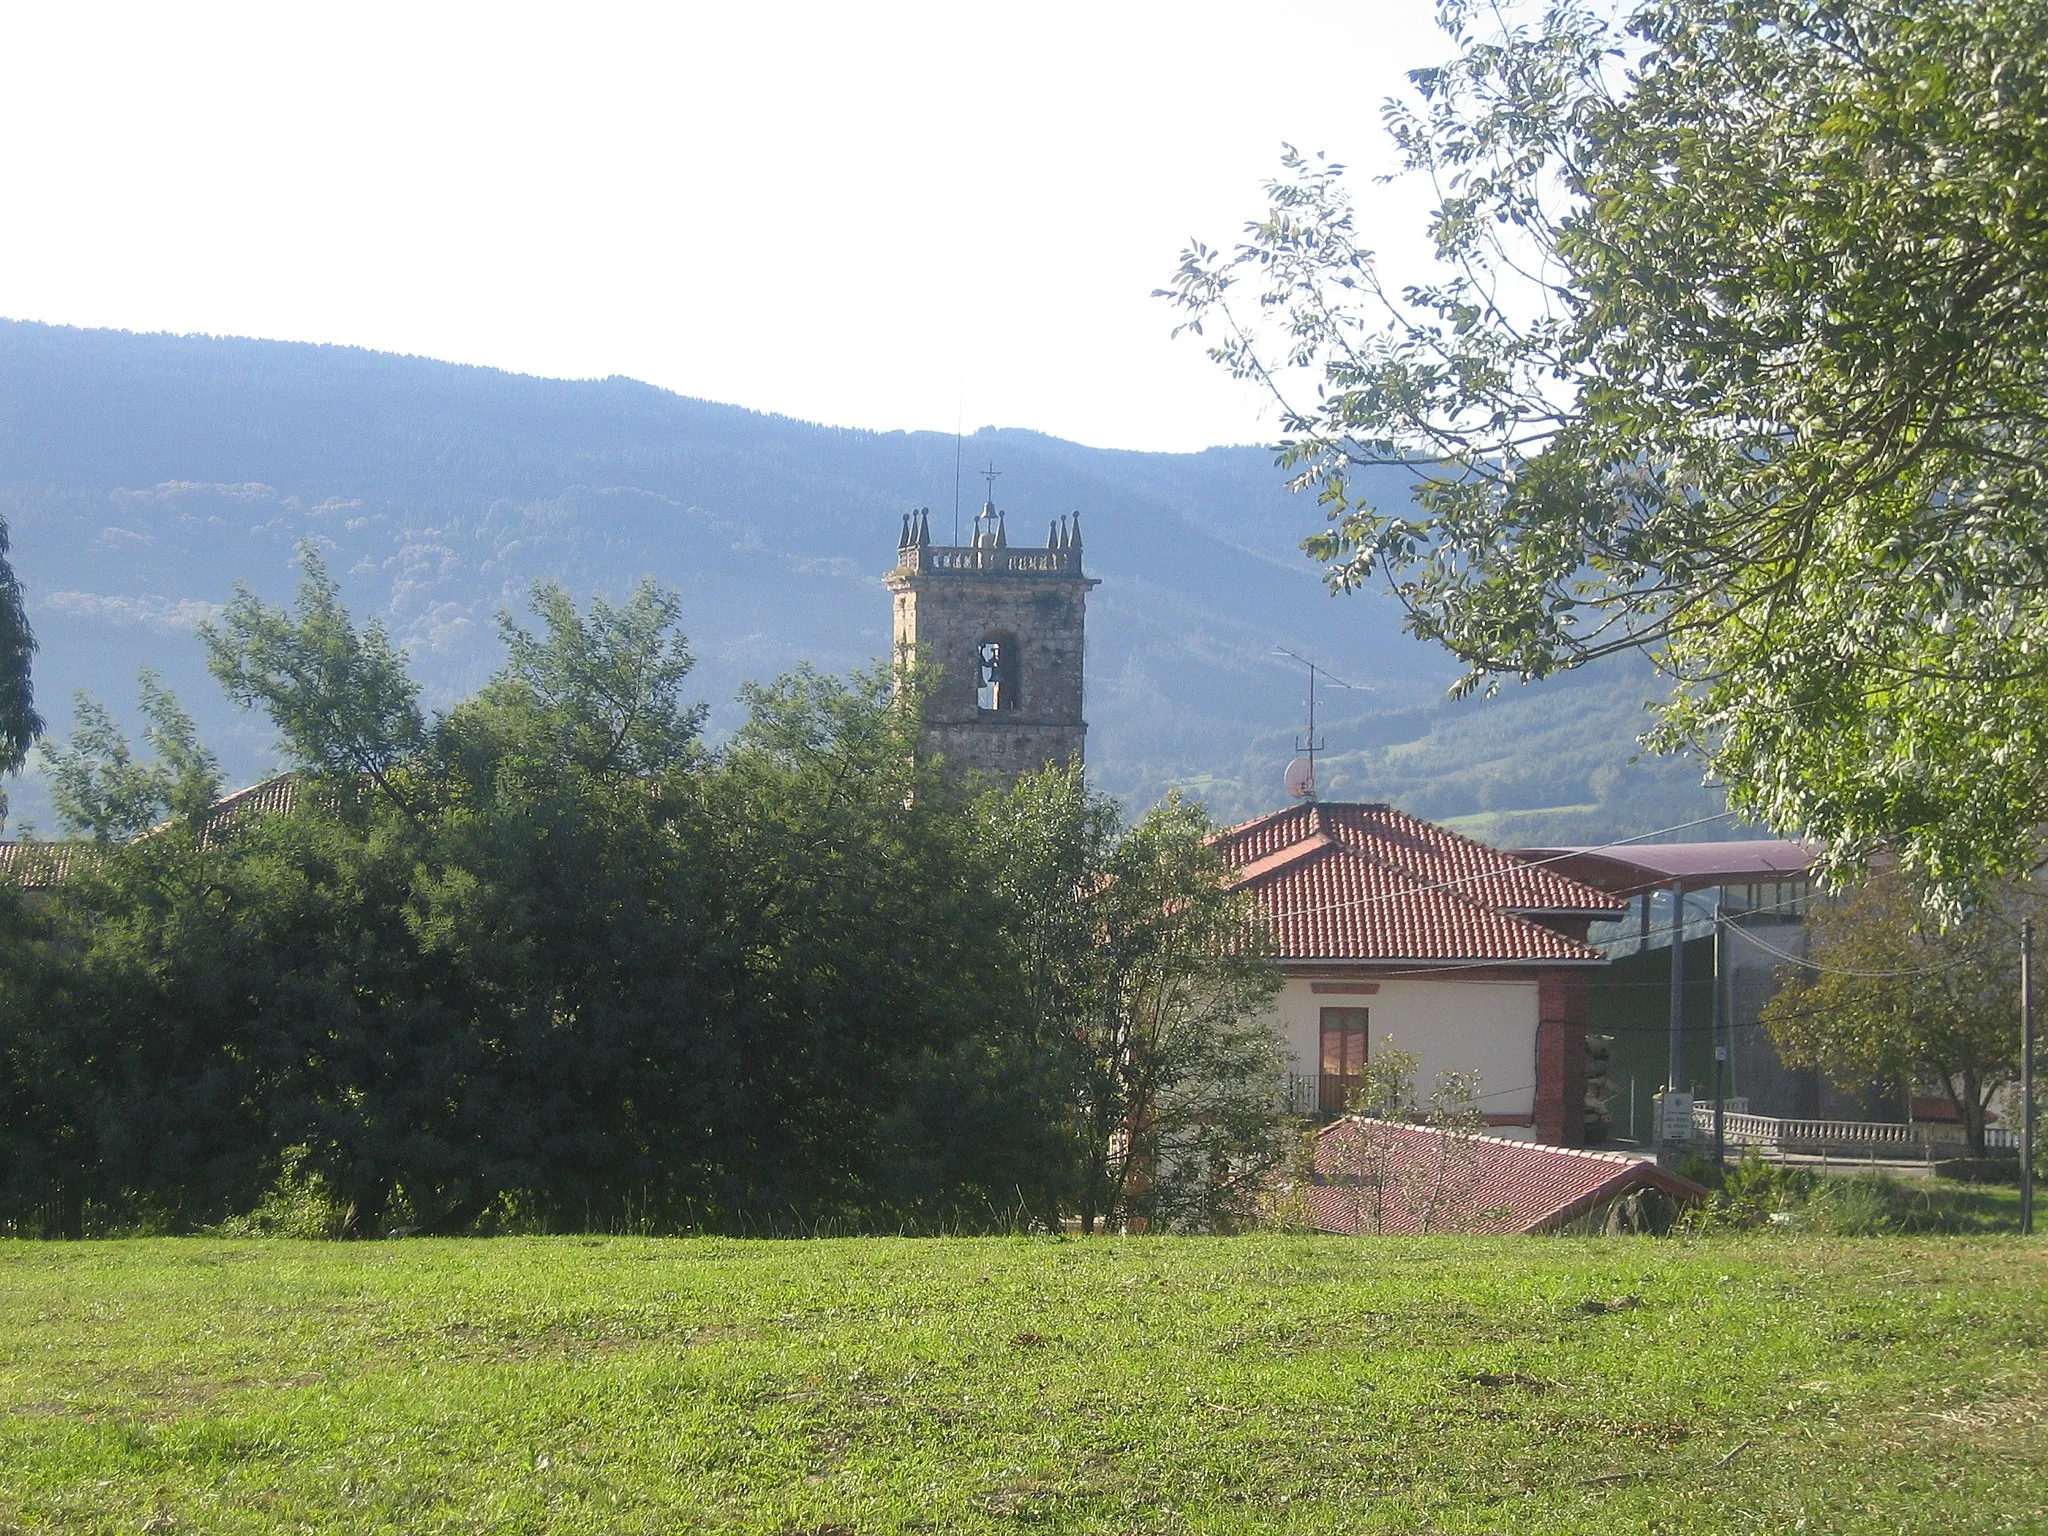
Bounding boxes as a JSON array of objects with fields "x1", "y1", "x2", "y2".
[{"x1": 2, "y1": 1235, "x2": 2044, "y2": 1534}]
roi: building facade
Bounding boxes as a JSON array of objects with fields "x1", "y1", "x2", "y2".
[
  {"x1": 886, "y1": 502, "x2": 1097, "y2": 782},
  {"x1": 1215, "y1": 801, "x2": 1627, "y2": 1146}
]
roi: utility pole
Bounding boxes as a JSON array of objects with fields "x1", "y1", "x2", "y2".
[
  {"x1": 1663, "y1": 880, "x2": 1687, "y2": 1157},
  {"x1": 2024, "y1": 918, "x2": 2035, "y2": 1237},
  {"x1": 1713, "y1": 897, "x2": 1726, "y2": 1166}
]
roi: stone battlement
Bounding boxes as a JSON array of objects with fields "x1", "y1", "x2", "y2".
[{"x1": 892, "y1": 544, "x2": 1086, "y2": 578}]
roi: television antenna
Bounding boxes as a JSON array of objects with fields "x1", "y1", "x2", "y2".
[{"x1": 1273, "y1": 647, "x2": 1361, "y2": 800}]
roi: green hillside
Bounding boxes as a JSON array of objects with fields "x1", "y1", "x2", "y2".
[{"x1": 0, "y1": 320, "x2": 1734, "y2": 841}]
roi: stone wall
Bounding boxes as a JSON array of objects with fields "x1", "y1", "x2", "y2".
[{"x1": 887, "y1": 550, "x2": 1095, "y2": 783}]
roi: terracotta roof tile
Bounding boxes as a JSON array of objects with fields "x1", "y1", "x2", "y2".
[
  {"x1": 0, "y1": 774, "x2": 307, "y2": 889},
  {"x1": 0, "y1": 841, "x2": 100, "y2": 888},
  {"x1": 197, "y1": 774, "x2": 304, "y2": 845},
  {"x1": 1307, "y1": 1120, "x2": 1710, "y2": 1234},
  {"x1": 1230, "y1": 839, "x2": 1604, "y2": 965},
  {"x1": 1217, "y1": 802, "x2": 1624, "y2": 914}
]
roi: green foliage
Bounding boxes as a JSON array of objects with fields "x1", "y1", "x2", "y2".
[
  {"x1": 2, "y1": 1236, "x2": 2044, "y2": 1533},
  {"x1": 210, "y1": 1148, "x2": 350, "y2": 1240},
  {"x1": 1761, "y1": 868, "x2": 2040, "y2": 1154},
  {"x1": 1165, "y1": 0, "x2": 2048, "y2": 905},
  {"x1": 3, "y1": 575, "x2": 1282, "y2": 1236},
  {"x1": 201, "y1": 545, "x2": 425, "y2": 813},
  {"x1": 0, "y1": 514, "x2": 38, "y2": 821},
  {"x1": 1685, "y1": 1152, "x2": 2025, "y2": 1235},
  {"x1": 42, "y1": 671, "x2": 220, "y2": 840},
  {"x1": 975, "y1": 768, "x2": 1288, "y2": 1233},
  {"x1": 471, "y1": 578, "x2": 706, "y2": 782}
]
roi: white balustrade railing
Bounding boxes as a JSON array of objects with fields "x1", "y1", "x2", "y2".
[{"x1": 1688, "y1": 1103, "x2": 2018, "y2": 1153}]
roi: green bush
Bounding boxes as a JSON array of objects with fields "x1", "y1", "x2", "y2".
[
  {"x1": 210, "y1": 1148, "x2": 349, "y2": 1240},
  {"x1": 1681, "y1": 1151, "x2": 2021, "y2": 1235}
]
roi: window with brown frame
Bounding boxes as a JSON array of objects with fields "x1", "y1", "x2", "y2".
[{"x1": 1319, "y1": 1007, "x2": 1369, "y2": 1114}]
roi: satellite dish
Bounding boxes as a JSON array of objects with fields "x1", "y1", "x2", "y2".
[{"x1": 1284, "y1": 757, "x2": 1315, "y2": 799}]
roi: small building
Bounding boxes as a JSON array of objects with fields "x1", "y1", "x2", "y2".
[
  {"x1": 1510, "y1": 840, "x2": 1850, "y2": 1128},
  {"x1": 1305, "y1": 1119, "x2": 1710, "y2": 1234},
  {"x1": 1214, "y1": 801, "x2": 1627, "y2": 1145}
]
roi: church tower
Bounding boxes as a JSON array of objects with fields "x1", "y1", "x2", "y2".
[{"x1": 886, "y1": 496, "x2": 1097, "y2": 781}]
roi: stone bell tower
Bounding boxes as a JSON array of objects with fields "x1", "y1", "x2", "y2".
[{"x1": 886, "y1": 497, "x2": 1097, "y2": 781}]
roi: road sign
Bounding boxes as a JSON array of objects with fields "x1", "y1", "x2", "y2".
[{"x1": 1657, "y1": 1090, "x2": 1695, "y2": 1144}]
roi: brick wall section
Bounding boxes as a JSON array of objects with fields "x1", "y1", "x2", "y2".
[{"x1": 1534, "y1": 970, "x2": 1589, "y2": 1146}]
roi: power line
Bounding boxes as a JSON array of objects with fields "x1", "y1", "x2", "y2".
[{"x1": 1722, "y1": 914, "x2": 1970, "y2": 980}]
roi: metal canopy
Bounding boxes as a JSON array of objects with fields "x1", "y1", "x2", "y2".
[{"x1": 1510, "y1": 840, "x2": 1817, "y2": 900}]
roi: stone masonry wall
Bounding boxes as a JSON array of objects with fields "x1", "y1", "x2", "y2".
[{"x1": 887, "y1": 561, "x2": 1093, "y2": 782}]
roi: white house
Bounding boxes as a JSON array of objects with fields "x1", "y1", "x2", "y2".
[{"x1": 1214, "y1": 801, "x2": 1627, "y2": 1145}]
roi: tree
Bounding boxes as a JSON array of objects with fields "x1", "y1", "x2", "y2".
[
  {"x1": 700, "y1": 659, "x2": 1036, "y2": 1228},
  {"x1": 1163, "y1": 0, "x2": 2048, "y2": 906},
  {"x1": 981, "y1": 769, "x2": 1288, "y2": 1233},
  {"x1": 1760, "y1": 868, "x2": 2040, "y2": 1153},
  {"x1": 201, "y1": 544, "x2": 424, "y2": 817},
  {"x1": 44, "y1": 672, "x2": 221, "y2": 841},
  {"x1": 1319, "y1": 1039, "x2": 1491, "y2": 1235},
  {"x1": 0, "y1": 516, "x2": 41, "y2": 827},
  {"x1": 8, "y1": 565, "x2": 1267, "y2": 1237},
  {"x1": 462, "y1": 580, "x2": 707, "y2": 784}
]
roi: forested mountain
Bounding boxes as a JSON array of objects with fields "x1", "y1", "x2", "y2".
[{"x1": 0, "y1": 319, "x2": 1728, "y2": 841}]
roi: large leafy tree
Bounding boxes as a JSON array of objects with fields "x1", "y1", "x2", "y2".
[
  {"x1": 1761, "y1": 869, "x2": 2042, "y2": 1154},
  {"x1": 1164, "y1": 0, "x2": 2048, "y2": 905},
  {"x1": 979, "y1": 768, "x2": 1287, "y2": 1233},
  {"x1": 201, "y1": 546, "x2": 425, "y2": 818},
  {"x1": 5, "y1": 565, "x2": 1084, "y2": 1236}
]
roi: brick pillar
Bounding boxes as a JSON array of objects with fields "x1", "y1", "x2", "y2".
[{"x1": 1534, "y1": 971, "x2": 1589, "y2": 1146}]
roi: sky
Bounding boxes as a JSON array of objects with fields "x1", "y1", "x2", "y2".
[{"x1": 0, "y1": 3, "x2": 1451, "y2": 453}]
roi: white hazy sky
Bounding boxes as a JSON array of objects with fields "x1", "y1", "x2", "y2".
[{"x1": 0, "y1": 3, "x2": 1450, "y2": 452}]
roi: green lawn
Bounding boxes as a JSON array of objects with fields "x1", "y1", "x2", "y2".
[{"x1": 2, "y1": 1236, "x2": 2043, "y2": 1534}]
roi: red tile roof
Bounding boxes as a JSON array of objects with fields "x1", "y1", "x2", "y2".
[
  {"x1": 1232, "y1": 838, "x2": 1605, "y2": 964},
  {"x1": 1306, "y1": 1119, "x2": 1710, "y2": 1234},
  {"x1": 1219, "y1": 802, "x2": 1625, "y2": 915},
  {"x1": 1213, "y1": 801, "x2": 1610, "y2": 966},
  {"x1": 0, "y1": 774, "x2": 307, "y2": 888},
  {"x1": 197, "y1": 774, "x2": 304, "y2": 845},
  {"x1": 0, "y1": 840, "x2": 100, "y2": 888}
]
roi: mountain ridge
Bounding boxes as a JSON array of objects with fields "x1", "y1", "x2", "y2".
[{"x1": 0, "y1": 318, "x2": 1729, "y2": 842}]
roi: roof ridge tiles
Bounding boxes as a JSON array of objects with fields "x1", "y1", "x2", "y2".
[
  {"x1": 1315, "y1": 1117, "x2": 1668, "y2": 1167},
  {"x1": 1228, "y1": 830, "x2": 1338, "y2": 884},
  {"x1": 1228, "y1": 835, "x2": 1606, "y2": 965}
]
